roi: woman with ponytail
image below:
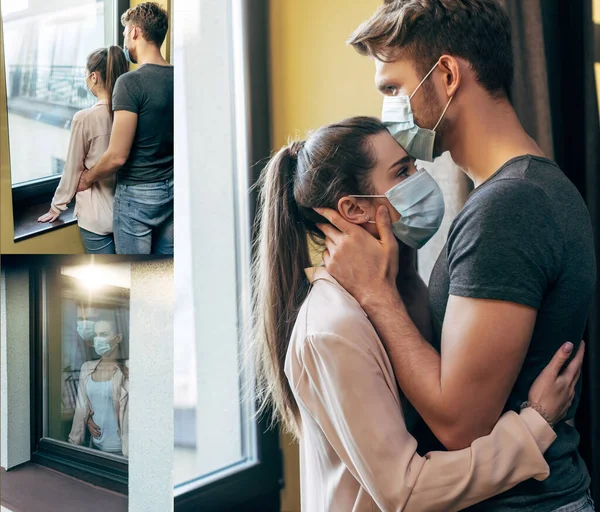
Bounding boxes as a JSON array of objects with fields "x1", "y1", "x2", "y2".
[
  {"x1": 38, "y1": 46, "x2": 128, "y2": 254},
  {"x1": 251, "y1": 117, "x2": 584, "y2": 511}
]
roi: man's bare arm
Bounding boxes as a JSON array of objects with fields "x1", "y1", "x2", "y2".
[
  {"x1": 78, "y1": 110, "x2": 138, "y2": 189},
  {"x1": 362, "y1": 283, "x2": 535, "y2": 450}
]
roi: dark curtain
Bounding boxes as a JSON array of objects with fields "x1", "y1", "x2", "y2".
[
  {"x1": 540, "y1": 0, "x2": 600, "y2": 502},
  {"x1": 502, "y1": 0, "x2": 600, "y2": 501}
]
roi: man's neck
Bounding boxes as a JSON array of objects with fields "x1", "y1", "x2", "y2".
[
  {"x1": 448, "y1": 95, "x2": 546, "y2": 188},
  {"x1": 135, "y1": 44, "x2": 169, "y2": 66}
]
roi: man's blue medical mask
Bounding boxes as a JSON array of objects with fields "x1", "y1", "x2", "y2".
[
  {"x1": 382, "y1": 60, "x2": 453, "y2": 162},
  {"x1": 77, "y1": 319, "x2": 96, "y2": 341},
  {"x1": 123, "y1": 27, "x2": 137, "y2": 64}
]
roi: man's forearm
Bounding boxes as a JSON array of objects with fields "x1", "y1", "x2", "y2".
[
  {"x1": 87, "y1": 150, "x2": 125, "y2": 183},
  {"x1": 363, "y1": 287, "x2": 446, "y2": 420}
]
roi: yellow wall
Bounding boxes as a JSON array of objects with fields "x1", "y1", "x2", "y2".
[
  {"x1": 269, "y1": 1, "x2": 383, "y2": 510},
  {"x1": 594, "y1": 0, "x2": 600, "y2": 118},
  {"x1": 0, "y1": 0, "x2": 170, "y2": 254}
]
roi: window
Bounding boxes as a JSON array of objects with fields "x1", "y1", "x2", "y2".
[
  {"x1": 1, "y1": 0, "x2": 126, "y2": 187},
  {"x1": 31, "y1": 260, "x2": 131, "y2": 494},
  {"x1": 173, "y1": 0, "x2": 281, "y2": 510}
]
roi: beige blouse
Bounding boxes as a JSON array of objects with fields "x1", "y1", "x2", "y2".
[
  {"x1": 284, "y1": 267, "x2": 557, "y2": 512},
  {"x1": 50, "y1": 100, "x2": 115, "y2": 235}
]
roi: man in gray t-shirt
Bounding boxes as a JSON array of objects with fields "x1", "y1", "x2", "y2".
[
  {"x1": 112, "y1": 63, "x2": 173, "y2": 185},
  {"x1": 79, "y1": 2, "x2": 173, "y2": 255},
  {"x1": 314, "y1": 1, "x2": 595, "y2": 511}
]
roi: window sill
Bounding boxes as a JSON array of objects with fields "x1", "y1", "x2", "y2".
[
  {"x1": 0, "y1": 463, "x2": 127, "y2": 512},
  {"x1": 13, "y1": 201, "x2": 77, "y2": 243}
]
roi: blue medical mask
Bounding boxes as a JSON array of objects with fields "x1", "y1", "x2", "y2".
[
  {"x1": 382, "y1": 60, "x2": 453, "y2": 162},
  {"x1": 123, "y1": 27, "x2": 137, "y2": 64},
  {"x1": 94, "y1": 336, "x2": 116, "y2": 357},
  {"x1": 77, "y1": 320, "x2": 96, "y2": 341},
  {"x1": 352, "y1": 169, "x2": 445, "y2": 249}
]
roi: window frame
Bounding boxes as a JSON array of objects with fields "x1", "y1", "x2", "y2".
[
  {"x1": 26, "y1": 255, "x2": 157, "y2": 495},
  {"x1": 173, "y1": 1, "x2": 282, "y2": 510},
  {"x1": 2, "y1": 0, "x2": 130, "y2": 240}
]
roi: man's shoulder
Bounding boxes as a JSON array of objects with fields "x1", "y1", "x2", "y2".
[
  {"x1": 116, "y1": 69, "x2": 140, "y2": 84},
  {"x1": 458, "y1": 173, "x2": 554, "y2": 227}
]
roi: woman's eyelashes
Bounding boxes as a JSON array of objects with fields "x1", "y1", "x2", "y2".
[{"x1": 397, "y1": 166, "x2": 410, "y2": 179}]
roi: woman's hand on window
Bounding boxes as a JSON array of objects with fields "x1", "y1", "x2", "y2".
[{"x1": 38, "y1": 209, "x2": 61, "y2": 223}]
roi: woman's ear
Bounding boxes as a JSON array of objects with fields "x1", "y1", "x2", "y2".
[
  {"x1": 114, "y1": 334, "x2": 123, "y2": 345},
  {"x1": 337, "y1": 196, "x2": 373, "y2": 225}
]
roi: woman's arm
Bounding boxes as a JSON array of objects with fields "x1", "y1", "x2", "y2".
[
  {"x1": 68, "y1": 363, "x2": 91, "y2": 445},
  {"x1": 294, "y1": 333, "x2": 555, "y2": 512},
  {"x1": 42, "y1": 117, "x2": 90, "y2": 221}
]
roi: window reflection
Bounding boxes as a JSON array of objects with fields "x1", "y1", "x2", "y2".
[
  {"x1": 1, "y1": 0, "x2": 111, "y2": 185},
  {"x1": 45, "y1": 263, "x2": 130, "y2": 459}
]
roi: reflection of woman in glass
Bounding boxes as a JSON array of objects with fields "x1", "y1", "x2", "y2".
[
  {"x1": 68, "y1": 318, "x2": 129, "y2": 457},
  {"x1": 38, "y1": 47, "x2": 128, "y2": 254}
]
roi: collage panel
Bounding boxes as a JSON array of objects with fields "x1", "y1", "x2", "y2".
[
  {"x1": 1, "y1": 254, "x2": 173, "y2": 512},
  {"x1": 0, "y1": 0, "x2": 173, "y2": 255}
]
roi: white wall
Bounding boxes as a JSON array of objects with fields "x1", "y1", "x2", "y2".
[
  {"x1": 128, "y1": 259, "x2": 174, "y2": 512},
  {"x1": 0, "y1": 267, "x2": 31, "y2": 470}
]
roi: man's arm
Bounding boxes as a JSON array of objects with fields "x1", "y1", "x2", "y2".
[
  {"x1": 78, "y1": 110, "x2": 138, "y2": 190},
  {"x1": 362, "y1": 283, "x2": 535, "y2": 449}
]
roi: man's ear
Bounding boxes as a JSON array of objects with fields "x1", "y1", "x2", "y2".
[
  {"x1": 337, "y1": 196, "x2": 372, "y2": 225},
  {"x1": 438, "y1": 54, "x2": 461, "y2": 98}
]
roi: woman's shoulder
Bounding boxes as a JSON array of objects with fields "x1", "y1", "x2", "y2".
[
  {"x1": 72, "y1": 105, "x2": 96, "y2": 124},
  {"x1": 79, "y1": 360, "x2": 97, "y2": 372},
  {"x1": 295, "y1": 271, "x2": 379, "y2": 352},
  {"x1": 72, "y1": 103, "x2": 110, "y2": 126}
]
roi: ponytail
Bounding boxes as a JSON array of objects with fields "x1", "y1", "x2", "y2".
[
  {"x1": 250, "y1": 142, "x2": 312, "y2": 437},
  {"x1": 105, "y1": 46, "x2": 129, "y2": 119}
]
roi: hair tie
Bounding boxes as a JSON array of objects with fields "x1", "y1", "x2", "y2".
[{"x1": 289, "y1": 140, "x2": 305, "y2": 159}]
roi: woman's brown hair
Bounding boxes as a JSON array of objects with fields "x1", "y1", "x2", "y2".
[
  {"x1": 86, "y1": 46, "x2": 129, "y2": 119},
  {"x1": 250, "y1": 116, "x2": 387, "y2": 436}
]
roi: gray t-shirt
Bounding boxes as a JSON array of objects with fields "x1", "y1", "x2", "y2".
[
  {"x1": 112, "y1": 64, "x2": 174, "y2": 184},
  {"x1": 422, "y1": 155, "x2": 595, "y2": 511}
]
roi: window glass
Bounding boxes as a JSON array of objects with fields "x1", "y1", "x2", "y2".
[
  {"x1": 44, "y1": 262, "x2": 130, "y2": 460},
  {"x1": 173, "y1": 0, "x2": 256, "y2": 489},
  {"x1": 1, "y1": 0, "x2": 114, "y2": 185}
]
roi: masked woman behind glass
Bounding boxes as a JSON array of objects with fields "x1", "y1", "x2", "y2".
[
  {"x1": 250, "y1": 116, "x2": 584, "y2": 512},
  {"x1": 68, "y1": 318, "x2": 129, "y2": 457},
  {"x1": 38, "y1": 47, "x2": 128, "y2": 254}
]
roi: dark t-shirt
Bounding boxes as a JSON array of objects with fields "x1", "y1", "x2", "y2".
[
  {"x1": 112, "y1": 64, "x2": 174, "y2": 184},
  {"x1": 421, "y1": 155, "x2": 595, "y2": 511}
]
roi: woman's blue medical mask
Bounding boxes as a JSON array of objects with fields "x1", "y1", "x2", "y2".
[
  {"x1": 352, "y1": 169, "x2": 445, "y2": 249},
  {"x1": 382, "y1": 60, "x2": 453, "y2": 162},
  {"x1": 77, "y1": 320, "x2": 96, "y2": 341},
  {"x1": 94, "y1": 335, "x2": 116, "y2": 357}
]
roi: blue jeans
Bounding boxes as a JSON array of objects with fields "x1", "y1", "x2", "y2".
[
  {"x1": 553, "y1": 492, "x2": 595, "y2": 512},
  {"x1": 79, "y1": 227, "x2": 115, "y2": 254},
  {"x1": 113, "y1": 178, "x2": 174, "y2": 255}
]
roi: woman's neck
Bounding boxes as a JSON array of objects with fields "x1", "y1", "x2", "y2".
[{"x1": 94, "y1": 88, "x2": 110, "y2": 102}]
